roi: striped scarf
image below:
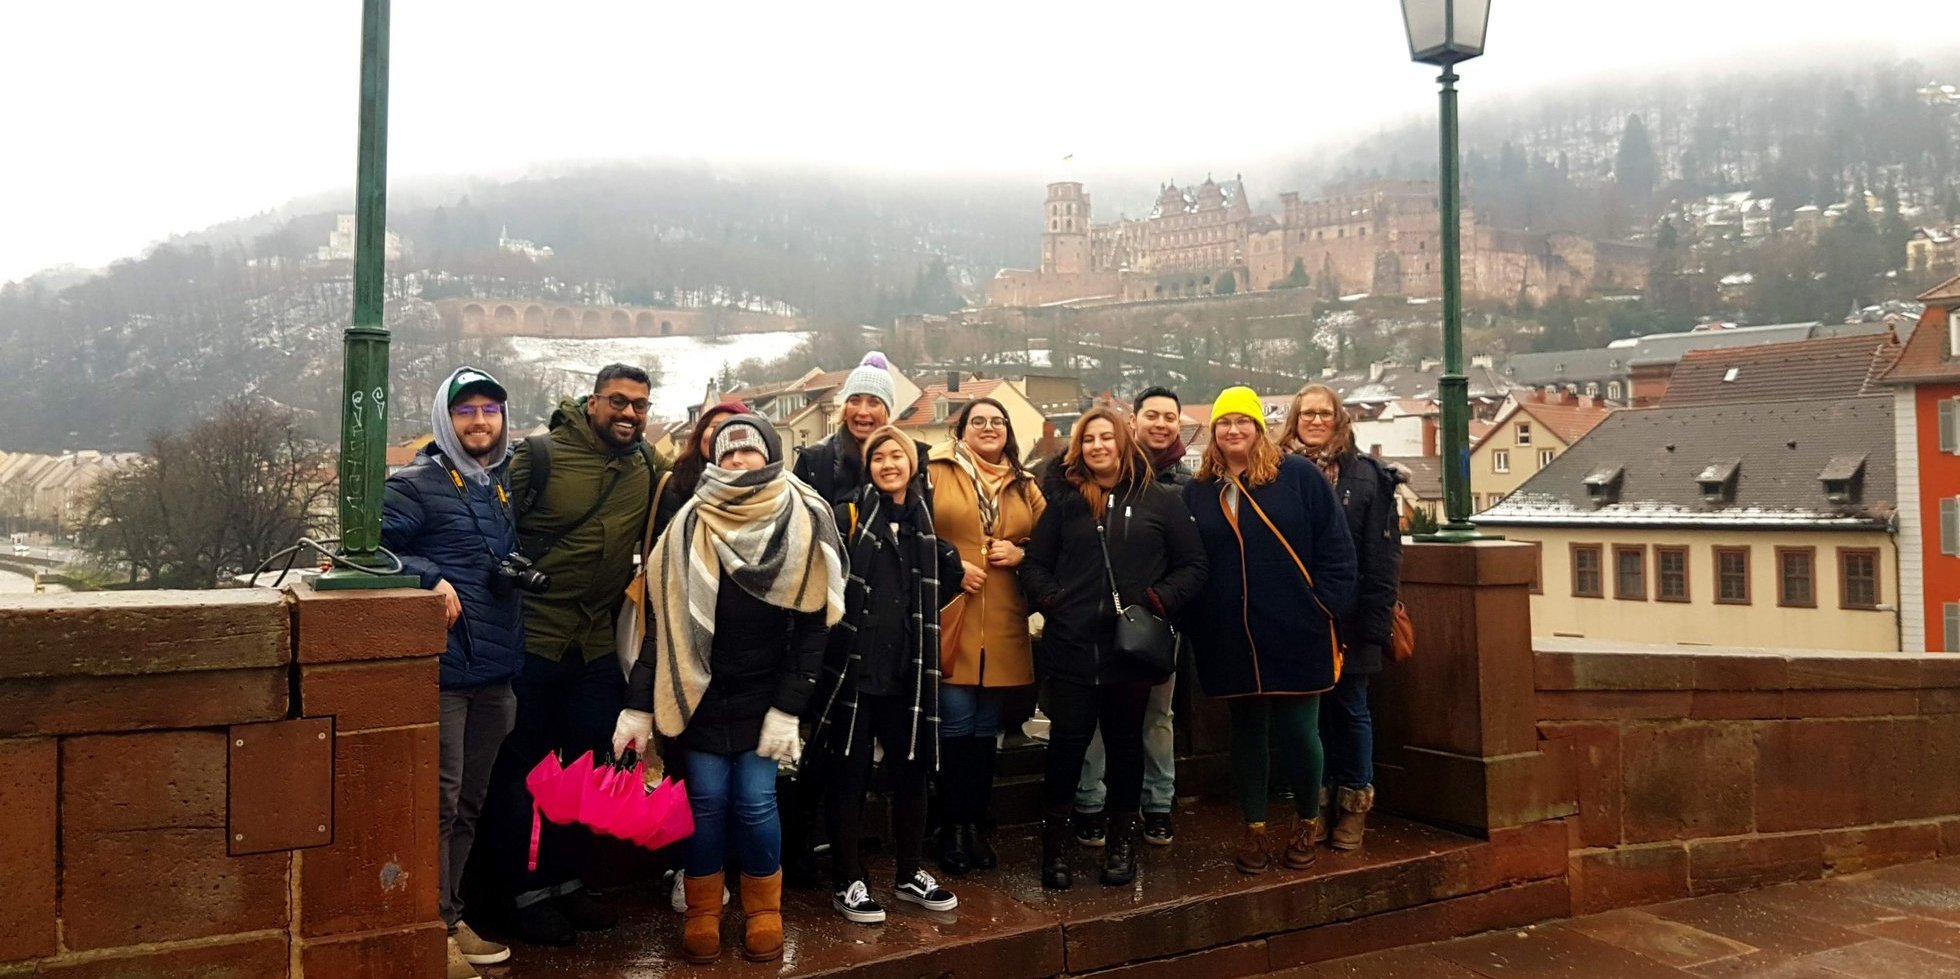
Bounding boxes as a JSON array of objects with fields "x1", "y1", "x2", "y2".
[
  {"x1": 650, "y1": 460, "x2": 845, "y2": 738},
  {"x1": 811, "y1": 487, "x2": 944, "y2": 769}
]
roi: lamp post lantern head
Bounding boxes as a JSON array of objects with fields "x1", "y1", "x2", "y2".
[{"x1": 1401, "y1": 0, "x2": 1491, "y2": 66}]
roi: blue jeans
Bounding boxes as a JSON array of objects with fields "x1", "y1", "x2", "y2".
[
  {"x1": 1075, "y1": 675, "x2": 1176, "y2": 814},
  {"x1": 939, "y1": 684, "x2": 1006, "y2": 738},
  {"x1": 1320, "y1": 672, "x2": 1374, "y2": 789},
  {"x1": 682, "y1": 749, "x2": 781, "y2": 879}
]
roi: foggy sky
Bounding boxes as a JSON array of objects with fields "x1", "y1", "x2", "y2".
[{"x1": 2, "y1": 0, "x2": 1954, "y2": 285}]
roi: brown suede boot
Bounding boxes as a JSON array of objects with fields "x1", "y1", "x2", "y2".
[
  {"x1": 1284, "y1": 813, "x2": 1321, "y2": 870},
  {"x1": 1234, "y1": 822, "x2": 1271, "y2": 875},
  {"x1": 681, "y1": 872, "x2": 725, "y2": 965},
  {"x1": 1331, "y1": 785, "x2": 1374, "y2": 851},
  {"x1": 740, "y1": 870, "x2": 784, "y2": 962}
]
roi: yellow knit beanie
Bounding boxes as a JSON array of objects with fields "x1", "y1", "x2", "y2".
[{"x1": 1209, "y1": 386, "x2": 1266, "y2": 432}]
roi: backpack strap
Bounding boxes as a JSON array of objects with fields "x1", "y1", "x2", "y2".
[
  {"x1": 516, "y1": 434, "x2": 552, "y2": 517},
  {"x1": 848, "y1": 501, "x2": 859, "y2": 540}
]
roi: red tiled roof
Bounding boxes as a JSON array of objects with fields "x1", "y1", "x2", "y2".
[
  {"x1": 1661, "y1": 334, "x2": 1902, "y2": 406},
  {"x1": 1513, "y1": 401, "x2": 1615, "y2": 445},
  {"x1": 894, "y1": 379, "x2": 1004, "y2": 429},
  {"x1": 1874, "y1": 305, "x2": 1960, "y2": 385},
  {"x1": 1920, "y1": 273, "x2": 1960, "y2": 305}
]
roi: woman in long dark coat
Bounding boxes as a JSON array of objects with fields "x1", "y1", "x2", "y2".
[{"x1": 1181, "y1": 387, "x2": 1356, "y2": 875}]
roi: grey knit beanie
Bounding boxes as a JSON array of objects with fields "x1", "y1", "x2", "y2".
[{"x1": 840, "y1": 351, "x2": 896, "y2": 412}]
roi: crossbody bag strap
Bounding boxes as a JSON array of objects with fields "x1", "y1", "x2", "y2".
[
  {"x1": 644, "y1": 469, "x2": 672, "y2": 554},
  {"x1": 1093, "y1": 511, "x2": 1124, "y2": 611},
  {"x1": 1232, "y1": 475, "x2": 1336, "y2": 623}
]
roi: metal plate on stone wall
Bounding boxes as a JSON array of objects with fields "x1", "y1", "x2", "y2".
[{"x1": 228, "y1": 716, "x2": 334, "y2": 855}]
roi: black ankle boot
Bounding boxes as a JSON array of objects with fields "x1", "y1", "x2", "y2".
[
  {"x1": 936, "y1": 823, "x2": 973, "y2": 877},
  {"x1": 1101, "y1": 813, "x2": 1139, "y2": 887},
  {"x1": 1041, "y1": 808, "x2": 1073, "y2": 890},
  {"x1": 962, "y1": 823, "x2": 997, "y2": 870}
]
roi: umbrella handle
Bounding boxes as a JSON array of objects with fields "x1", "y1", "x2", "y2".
[{"x1": 528, "y1": 803, "x2": 543, "y2": 874}]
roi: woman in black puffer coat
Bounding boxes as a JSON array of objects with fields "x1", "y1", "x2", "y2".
[{"x1": 1019, "y1": 407, "x2": 1208, "y2": 890}]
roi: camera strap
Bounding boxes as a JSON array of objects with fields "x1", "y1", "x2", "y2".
[{"x1": 441, "y1": 457, "x2": 519, "y2": 569}]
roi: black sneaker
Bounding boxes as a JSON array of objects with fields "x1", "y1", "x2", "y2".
[
  {"x1": 1143, "y1": 811, "x2": 1175, "y2": 846},
  {"x1": 554, "y1": 888, "x2": 616, "y2": 932},
  {"x1": 833, "y1": 879, "x2": 886, "y2": 923},
  {"x1": 511, "y1": 900, "x2": 576, "y2": 947},
  {"x1": 893, "y1": 870, "x2": 959, "y2": 912},
  {"x1": 1073, "y1": 810, "x2": 1107, "y2": 848}
]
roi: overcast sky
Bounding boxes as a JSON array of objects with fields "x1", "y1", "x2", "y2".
[{"x1": 2, "y1": 0, "x2": 1954, "y2": 285}]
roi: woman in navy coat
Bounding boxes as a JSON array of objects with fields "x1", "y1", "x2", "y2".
[{"x1": 1181, "y1": 387, "x2": 1355, "y2": 877}]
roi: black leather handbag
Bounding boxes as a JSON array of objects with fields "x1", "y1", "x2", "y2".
[{"x1": 1097, "y1": 521, "x2": 1176, "y2": 675}]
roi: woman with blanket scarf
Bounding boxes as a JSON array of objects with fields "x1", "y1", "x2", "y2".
[
  {"x1": 924, "y1": 397, "x2": 1045, "y2": 876},
  {"x1": 1020, "y1": 407, "x2": 1208, "y2": 890},
  {"x1": 809, "y1": 426, "x2": 966, "y2": 923},
  {"x1": 610, "y1": 414, "x2": 845, "y2": 966}
]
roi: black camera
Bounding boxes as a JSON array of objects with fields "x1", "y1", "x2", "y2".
[{"x1": 492, "y1": 552, "x2": 550, "y2": 596}]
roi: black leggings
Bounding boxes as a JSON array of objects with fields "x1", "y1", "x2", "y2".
[
  {"x1": 1043, "y1": 678, "x2": 1151, "y2": 814},
  {"x1": 823, "y1": 695, "x2": 930, "y2": 886}
]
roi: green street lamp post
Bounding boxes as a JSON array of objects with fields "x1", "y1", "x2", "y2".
[
  {"x1": 1402, "y1": 0, "x2": 1493, "y2": 542},
  {"x1": 319, "y1": 0, "x2": 416, "y2": 589}
]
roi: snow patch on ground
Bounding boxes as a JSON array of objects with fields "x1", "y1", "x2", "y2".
[{"x1": 508, "y1": 332, "x2": 814, "y2": 419}]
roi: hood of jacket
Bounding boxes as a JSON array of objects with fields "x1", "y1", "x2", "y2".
[
  {"x1": 431, "y1": 366, "x2": 512, "y2": 486},
  {"x1": 547, "y1": 394, "x2": 640, "y2": 457}
]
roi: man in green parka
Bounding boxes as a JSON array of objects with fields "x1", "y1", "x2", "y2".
[{"x1": 480, "y1": 363, "x2": 656, "y2": 948}]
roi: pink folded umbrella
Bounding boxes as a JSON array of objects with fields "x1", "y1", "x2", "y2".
[{"x1": 525, "y1": 751, "x2": 693, "y2": 869}]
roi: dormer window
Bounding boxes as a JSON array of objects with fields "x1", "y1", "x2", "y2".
[
  {"x1": 1723, "y1": 367, "x2": 1741, "y2": 382},
  {"x1": 1516, "y1": 423, "x2": 1533, "y2": 446},
  {"x1": 1697, "y1": 460, "x2": 1740, "y2": 504},
  {"x1": 1818, "y1": 454, "x2": 1867, "y2": 504},
  {"x1": 1584, "y1": 465, "x2": 1625, "y2": 507}
]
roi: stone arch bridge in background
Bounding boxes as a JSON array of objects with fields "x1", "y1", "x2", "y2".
[{"x1": 436, "y1": 298, "x2": 809, "y2": 340}]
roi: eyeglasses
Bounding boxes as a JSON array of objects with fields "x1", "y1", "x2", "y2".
[
  {"x1": 603, "y1": 394, "x2": 651, "y2": 414},
  {"x1": 1298, "y1": 410, "x2": 1337, "y2": 421},
  {"x1": 1217, "y1": 416, "x2": 1260, "y2": 431},
  {"x1": 450, "y1": 404, "x2": 505, "y2": 418},
  {"x1": 966, "y1": 417, "x2": 1008, "y2": 430}
]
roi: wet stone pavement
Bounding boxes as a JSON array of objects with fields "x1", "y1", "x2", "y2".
[
  {"x1": 482, "y1": 799, "x2": 1489, "y2": 979},
  {"x1": 1297, "y1": 857, "x2": 1960, "y2": 979}
]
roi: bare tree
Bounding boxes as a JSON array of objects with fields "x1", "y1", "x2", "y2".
[{"x1": 81, "y1": 398, "x2": 336, "y2": 587}]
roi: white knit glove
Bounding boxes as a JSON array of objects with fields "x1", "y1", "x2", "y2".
[
  {"x1": 756, "y1": 708, "x2": 803, "y2": 765},
  {"x1": 611, "y1": 709, "x2": 653, "y2": 757}
]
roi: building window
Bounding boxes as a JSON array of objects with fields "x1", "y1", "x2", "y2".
[
  {"x1": 1614, "y1": 545, "x2": 1647, "y2": 600},
  {"x1": 1516, "y1": 422, "x2": 1532, "y2": 446},
  {"x1": 1939, "y1": 398, "x2": 1958, "y2": 453},
  {"x1": 1493, "y1": 449, "x2": 1510, "y2": 474},
  {"x1": 1527, "y1": 540, "x2": 1543, "y2": 594},
  {"x1": 1572, "y1": 544, "x2": 1602, "y2": 598},
  {"x1": 1946, "y1": 498, "x2": 1960, "y2": 556},
  {"x1": 1776, "y1": 546, "x2": 1816, "y2": 608},
  {"x1": 1608, "y1": 381, "x2": 1624, "y2": 401},
  {"x1": 1714, "y1": 547, "x2": 1750, "y2": 604},
  {"x1": 1655, "y1": 546, "x2": 1689, "y2": 602},
  {"x1": 1947, "y1": 602, "x2": 1960, "y2": 653},
  {"x1": 1838, "y1": 548, "x2": 1880, "y2": 610},
  {"x1": 1538, "y1": 448, "x2": 1555, "y2": 468}
]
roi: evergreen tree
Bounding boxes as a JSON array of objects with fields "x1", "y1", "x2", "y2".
[
  {"x1": 1615, "y1": 114, "x2": 1658, "y2": 205},
  {"x1": 1215, "y1": 271, "x2": 1237, "y2": 295}
]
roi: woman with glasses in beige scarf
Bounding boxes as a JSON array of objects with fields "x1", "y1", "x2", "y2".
[{"x1": 924, "y1": 397, "x2": 1045, "y2": 876}]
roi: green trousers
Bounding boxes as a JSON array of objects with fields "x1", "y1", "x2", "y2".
[{"x1": 1228, "y1": 696, "x2": 1324, "y2": 824}]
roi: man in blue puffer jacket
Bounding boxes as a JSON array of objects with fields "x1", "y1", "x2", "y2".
[{"x1": 382, "y1": 366, "x2": 524, "y2": 976}]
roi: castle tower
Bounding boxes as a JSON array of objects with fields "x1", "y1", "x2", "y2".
[{"x1": 1042, "y1": 181, "x2": 1091, "y2": 276}]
